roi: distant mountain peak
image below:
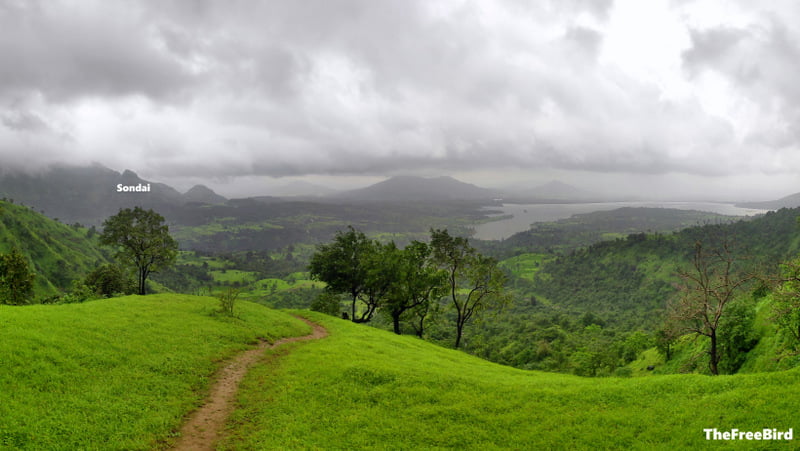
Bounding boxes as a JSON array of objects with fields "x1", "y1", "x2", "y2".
[
  {"x1": 337, "y1": 175, "x2": 499, "y2": 202},
  {"x1": 183, "y1": 184, "x2": 226, "y2": 204}
]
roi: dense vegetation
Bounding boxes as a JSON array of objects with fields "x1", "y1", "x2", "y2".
[{"x1": 4, "y1": 195, "x2": 800, "y2": 379}]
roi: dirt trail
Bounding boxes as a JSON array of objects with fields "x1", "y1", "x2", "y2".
[{"x1": 170, "y1": 316, "x2": 328, "y2": 451}]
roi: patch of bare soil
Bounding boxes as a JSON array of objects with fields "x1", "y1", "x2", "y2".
[{"x1": 170, "y1": 316, "x2": 327, "y2": 451}]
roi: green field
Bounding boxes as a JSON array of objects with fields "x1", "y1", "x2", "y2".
[
  {"x1": 223, "y1": 311, "x2": 800, "y2": 450},
  {"x1": 0, "y1": 295, "x2": 310, "y2": 450}
]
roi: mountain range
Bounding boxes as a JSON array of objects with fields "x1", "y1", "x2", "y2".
[{"x1": 0, "y1": 164, "x2": 226, "y2": 225}]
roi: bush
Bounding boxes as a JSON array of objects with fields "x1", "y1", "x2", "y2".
[{"x1": 217, "y1": 288, "x2": 239, "y2": 316}]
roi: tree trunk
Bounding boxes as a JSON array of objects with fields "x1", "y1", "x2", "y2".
[
  {"x1": 454, "y1": 319, "x2": 464, "y2": 349},
  {"x1": 138, "y1": 269, "x2": 146, "y2": 295},
  {"x1": 709, "y1": 330, "x2": 719, "y2": 375},
  {"x1": 392, "y1": 312, "x2": 402, "y2": 335}
]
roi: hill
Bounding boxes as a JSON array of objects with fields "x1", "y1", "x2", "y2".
[
  {"x1": 500, "y1": 207, "x2": 800, "y2": 329},
  {"x1": 738, "y1": 191, "x2": 800, "y2": 210},
  {"x1": 0, "y1": 199, "x2": 109, "y2": 295},
  {"x1": 222, "y1": 311, "x2": 800, "y2": 449},
  {"x1": 336, "y1": 175, "x2": 499, "y2": 202},
  {"x1": 182, "y1": 184, "x2": 227, "y2": 205},
  {"x1": 3, "y1": 300, "x2": 798, "y2": 449},
  {"x1": 0, "y1": 295, "x2": 310, "y2": 449},
  {"x1": 480, "y1": 206, "x2": 743, "y2": 256}
]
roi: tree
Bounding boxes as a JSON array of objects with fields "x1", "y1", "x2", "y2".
[
  {"x1": 771, "y1": 257, "x2": 800, "y2": 349},
  {"x1": 0, "y1": 248, "x2": 36, "y2": 305},
  {"x1": 669, "y1": 237, "x2": 752, "y2": 375},
  {"x1": 84, "y1": 264, "x2": 136, "y2": 297},
  {"x1": 430, "y1": 229, "x2": 509, "y2": 348},
  {"x1": 309, "y1": 226, "x2": 378, "y2": 322},
  {"x1": 99, "y1": 207, "x2": 178, "y2": 295},
  {"x1": 383, "y1": 240, "x2": 446, "y2": 335}
]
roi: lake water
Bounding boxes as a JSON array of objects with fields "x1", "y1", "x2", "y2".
[{"x1": 471, "y1": 201, "x2": 769, "y2": 241}]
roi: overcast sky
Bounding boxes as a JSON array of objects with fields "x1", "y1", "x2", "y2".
[{"x1": 1, "y1": 0, "x2": 799, "y2": 200}]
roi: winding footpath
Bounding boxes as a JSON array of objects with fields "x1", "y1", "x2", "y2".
[{"x1": 171, "y1": 317, "x2": 328, "y2": 451}]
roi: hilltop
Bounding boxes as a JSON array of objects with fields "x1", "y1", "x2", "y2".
[
  {"x1": 738, "y1": 191, "x2": 800, "y2": 210},
  {"x1": 335, "y1": 175, "x2": 500, "y2": 202}
]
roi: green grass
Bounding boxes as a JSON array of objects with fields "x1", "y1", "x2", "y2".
[
  {"x1": 0, "y1": 294, "x2": 310, "y2": 450},
  {"x1": 223, "y1": 311, "x2": 800, "y2": 450}
]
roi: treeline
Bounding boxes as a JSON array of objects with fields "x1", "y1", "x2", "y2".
[{"x1": 309, "y1": 227, "x2": 509, "y2": 348}]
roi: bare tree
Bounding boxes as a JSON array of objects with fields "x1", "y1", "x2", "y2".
[{"x1": 669, "y1": 237, "x2": 752, "y2": 375}]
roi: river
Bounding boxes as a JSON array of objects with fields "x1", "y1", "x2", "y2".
[{"x1": 471, "y1": 201, "x2": 769, "y2": 241}]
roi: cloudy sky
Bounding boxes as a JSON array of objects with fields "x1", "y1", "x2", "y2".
[{"x1": 1, "y1": 0, "x2": 799, "y2": 199}]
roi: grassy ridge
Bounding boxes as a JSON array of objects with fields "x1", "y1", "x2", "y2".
[
  {"x1": 0, "y1": 200, "x2": 108, "y2": 295},
  {"x1": 0, "y1": 295, "x2": 310, "y2": 450},
  {"x1": 224, "y1": 312, "x2": 800, "y2": 450}
]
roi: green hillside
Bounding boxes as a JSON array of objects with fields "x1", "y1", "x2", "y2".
[
  {"x1": 525, "y1": 207, "x2": 800, "y2": 329},
  {"x1": 1, "y1": 298, "x2": 798, "y2": 448},
  {"x1": 0, "y1": 295, "x2": 310, "y2": 450},
  {"x1": 223, "y1": 311, "x2": 800, "y2": 449},
  {"x1": 0, "y1": 200, "x2": 108, "y2": 295}
]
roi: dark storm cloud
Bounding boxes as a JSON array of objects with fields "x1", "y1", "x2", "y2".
[
  {"x1": 0, "y1": 1, "x2": 192, "y2": 102},
  {"x1": 0, "y1": 0, "x2": 799, "y2": 186}
]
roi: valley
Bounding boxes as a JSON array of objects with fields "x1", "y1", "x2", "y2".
[{"x1": 2, "y1": 167, "x2": 800, "y2": 448}]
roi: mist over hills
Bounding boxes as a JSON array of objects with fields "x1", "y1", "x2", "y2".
[
  {"x1": 0, "y1": 164, "x2": 226, "y2": 225},
  {"x1": 737, "y1": 191, "x2": 800, "y2": 210},
  {"x1": 335, "y1": 175, "x2": 501, "y2": 202}
]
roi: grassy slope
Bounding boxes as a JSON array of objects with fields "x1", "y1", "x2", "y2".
[
  {"x1": 0, "y1": 294, "x2": 310, "y2": 450},
  {"x1": 0, "y1": 200, "x2": 108, "y2": 295},
  {"x1": 224, "y1": 312, "x2": 800, "y2": 450}
]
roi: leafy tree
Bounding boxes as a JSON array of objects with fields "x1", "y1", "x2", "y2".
[
  {"x1": 99, "y1": 207, "x2": 178, "y2": 295},
  {"x1": 430, "y1": 229, "x2": 509, "y2": 348},
  {"x1": 771, "y1": 257, "x2": 800, "y2": 349},
  {"x1": 85, "y1": 264, "x2": 136, "y2": 297},
  {"x1": 717, "y1": 297, "x2": 758, "y2": 374},
  {"x1": 309, "y1": 226, "x2": 378, "y2": 322},
  {"x1": 310, "y1": 290, "x2": 344, "y2": 316},
  {"x1": 655, "y1": 325, "x2": 679, "y2": 361},
  {"x1": 669, "y1": 237, "x2": 752, "y2": 375},
  {"x1": 383, "y1": 241, "x2": 446, "y2": 335},
  {"x1": 0, "y1": 248, "x2": 36, "y2": 305}
]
